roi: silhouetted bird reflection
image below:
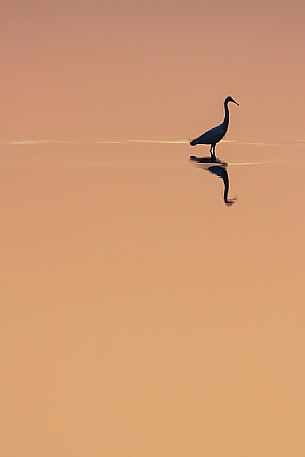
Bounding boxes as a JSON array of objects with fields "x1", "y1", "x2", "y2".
[{"x1": 190, "y1": 155, "x2": 236, "y2": 206}]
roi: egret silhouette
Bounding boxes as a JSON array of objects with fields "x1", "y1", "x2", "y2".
[
  {"x1": 190, "y1": 96, "x2": 239, "y2": 159},
  {"x1": 189, "y1": 155, "x2": 237, "y2": 206}
]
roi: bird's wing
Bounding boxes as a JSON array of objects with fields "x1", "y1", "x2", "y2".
[{"x1": 194, "y1": 124, "x2": 226, "y2": 144}]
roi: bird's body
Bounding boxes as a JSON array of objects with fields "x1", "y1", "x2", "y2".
[{"x1": 190, "y1": 96, "x2": 239, "y2": 158}]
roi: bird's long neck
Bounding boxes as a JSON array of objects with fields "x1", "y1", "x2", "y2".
[{"x1": 223, "y1": 100, "x2": 230, "y2": 128}]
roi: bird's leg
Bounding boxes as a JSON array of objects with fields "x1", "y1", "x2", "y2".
[
  {"x1": 209, "y1": 145, "x2": 214, "y2": 159},
  {"x1": 211, "y1": 145, "x2": 216, "y2": 160}
]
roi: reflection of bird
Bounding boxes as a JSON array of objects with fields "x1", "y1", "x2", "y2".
[
  {"x1": 190, "y1": 96, "x2": 239, "y2": 159},
  {"x1": 190, "y1": 155, "x2": 237, "y2": 206}
]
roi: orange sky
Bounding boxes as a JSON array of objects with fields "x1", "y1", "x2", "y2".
[
  {"x1": 1, "y1": 0, "x2": 305, "y2": 140},
  {"x1": 1, "y1": 1, "x2": 305, "y2": 456}
]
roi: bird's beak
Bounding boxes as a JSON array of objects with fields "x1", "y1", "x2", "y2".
[{"x1": 233, "y1": 99, "x2": 239, "y2": 105}]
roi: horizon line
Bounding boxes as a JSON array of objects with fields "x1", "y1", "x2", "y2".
[{"x1": 0, "y1": 138, "x2": 304, "y2": 146}]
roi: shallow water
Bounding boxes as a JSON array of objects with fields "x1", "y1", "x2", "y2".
[{"x1": 1, "y1": 142, "x2": 305, "y2": 456}]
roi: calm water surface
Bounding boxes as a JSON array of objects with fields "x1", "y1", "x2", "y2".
[{"x1": 1, "y1": 142, "x2": 305, "y2": 456}]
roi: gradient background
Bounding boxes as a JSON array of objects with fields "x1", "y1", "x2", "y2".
[{"x1": 1, "y1": 1, "x2": 305, "y2": 456}]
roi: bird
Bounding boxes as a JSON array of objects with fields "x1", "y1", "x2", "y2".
[{"x1": 190, "y1": 96, "x2": 239, "y2": 159}]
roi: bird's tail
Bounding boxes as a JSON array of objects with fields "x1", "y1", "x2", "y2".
[{"x1": 190, "y1": 139, "x2": 197, "y2": 146}]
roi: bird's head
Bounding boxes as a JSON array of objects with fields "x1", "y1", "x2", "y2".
[{"x1": 225, "y1": 96, "x2": 239, "y2": 105}]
